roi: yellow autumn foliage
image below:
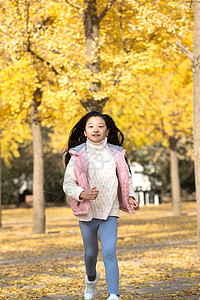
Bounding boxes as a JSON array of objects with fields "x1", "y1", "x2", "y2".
[
  {"x1": 0, "y1": 202, "x2": 199, "y2": 299},
  {"x1": 0, "y1": 0, "x2": 193, "y2": 158}
]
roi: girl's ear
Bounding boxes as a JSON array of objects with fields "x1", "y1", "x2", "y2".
[
  {"x1": 84, "y1": 131, "x2": 87, "y2": 137},
  {"x1": 106, "y1": 129, "x2": 109, "y2": 137}
]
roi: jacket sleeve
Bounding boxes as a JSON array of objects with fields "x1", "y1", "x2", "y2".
[
  {"x1": 63, "y1": 155, "x2": 85, "y2": 202},
  {"x1": 127, "y1": 164, "x2": 138, "y2": 201}
]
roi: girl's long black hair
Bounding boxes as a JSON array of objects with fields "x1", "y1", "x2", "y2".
[{"x1": 63, "y1": 111, "x2": 131, "y2": 170}]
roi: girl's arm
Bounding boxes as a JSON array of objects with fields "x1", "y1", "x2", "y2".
[
  {"x1": 127, "y1": 165, "x2": 140, "y2": 210},
  {"x1": 63, "y1": 156, "x2": 85, "y2": 202}
]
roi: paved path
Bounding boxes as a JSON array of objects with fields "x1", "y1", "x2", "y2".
[{"x1": 1, "y1": 240, "x2": 200, "y2": 299}]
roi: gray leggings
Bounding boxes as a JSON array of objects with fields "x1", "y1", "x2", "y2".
[{"x1": 79, "y1": 216, "x2": 119, "y2": 295}]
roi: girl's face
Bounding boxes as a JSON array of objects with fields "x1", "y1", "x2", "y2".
[{"x1": 85, "y1": 116, "x2": 109, "y2": 143}]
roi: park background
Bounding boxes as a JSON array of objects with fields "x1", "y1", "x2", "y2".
[{"x1": 0, "y1": 0, "x2": 200, "y2": 299}]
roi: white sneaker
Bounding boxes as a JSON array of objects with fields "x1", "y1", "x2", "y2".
[
  {"x1": 107, "y1": 294, "x2": 119, "y2": 300},
  {"x1": 84, "y1": 271, "x2": 100, "y2": 300}
]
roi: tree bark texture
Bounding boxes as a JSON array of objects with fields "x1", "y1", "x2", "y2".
[
  {"x1": 0, "y1": 133, "x2": 2, "y2": 228},
  {"x1": 84, "y1": 0, "x2": 100, "y2": 87},
  {"x1": 81, "y1": 0, "x2": 108, "y2": 112},
  {"x1": 193, "y1": 1, "x2": 200, "y2": 256},
  {"x1": 31, "y1": 87, "x2": 45, "y2": 234},
  {"x1": 169, "y1": 137, "x2": 181, "y2": 217},
  {"x1": 80, "y1": 97, "x2": 109, "y2": 112}
]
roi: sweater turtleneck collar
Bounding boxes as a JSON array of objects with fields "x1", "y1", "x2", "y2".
[{"x1": 86, "y1": 137, "x2": 108, "y2": 151}]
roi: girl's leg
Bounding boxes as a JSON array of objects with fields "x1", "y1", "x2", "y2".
[
  {"x1": 79, "y1": 219, "x2": 100, "y2": 279},
  {"x1": 99, "y1": 217, "x2": 119, "y2": 295}
]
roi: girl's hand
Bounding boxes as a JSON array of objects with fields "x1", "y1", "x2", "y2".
[
  {"x1": 80, "y1": 187, "x2": 99, "y2": 200},
  {"x1": 129, "y1": 196, "x2": 140, "y2": 210}
]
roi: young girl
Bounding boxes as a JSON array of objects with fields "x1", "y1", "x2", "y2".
[{"x1": 63, "y1": 111, "x2": 139, "y2": 300}]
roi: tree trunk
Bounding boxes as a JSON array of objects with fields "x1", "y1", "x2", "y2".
[
  {"x1": 31, "y1": 87, "x2": 45, "y2": 234},
  {"x1": 81, "y1": 98, "x2": 109, "y2": 113},
  {"x1": 193, "y1": 1, "x2": 200, "y2": 256},
  {"x1": 169, "y1": 137, "x2": 181, "y2": 216},
  {"x1": 81, "y1": 0, "x2": 109, "y2": 112},
  {"x1": 0, "y1": 132, "x2": 2, "y2": 228},
  {"x1": 84, "y1": 0, "x2": 100, "y2": 88}
]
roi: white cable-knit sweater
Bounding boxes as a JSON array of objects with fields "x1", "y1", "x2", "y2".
[{"x1": 63, "y1": 138, "x2": 137, "y2": 221}]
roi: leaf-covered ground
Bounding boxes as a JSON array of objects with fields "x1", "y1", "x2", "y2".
[{"x1": 0, "y1": 202, "x2": 200, "y2": 299}]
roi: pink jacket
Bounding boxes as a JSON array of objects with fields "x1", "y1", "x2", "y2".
[{"x1": 68, "y1": 143, "x2": 134, "y2": 216}]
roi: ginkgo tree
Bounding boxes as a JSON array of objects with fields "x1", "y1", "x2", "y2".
[
  {"x1": 172, "y1": 0, "x2": 200, "y2": 256},
  {"x1": 102, "y1": 1, "x2": 193, "y2": 217},
  {"x1": 0, "y1": 0, "x2": 122, "y2": 233},
  {"x1": 0, "y1": 0, "x2": 194, "y2": 234},
  {"x1": 0, "y1": 0, "x2": 66, "y2": 233},
  {"x1": 105, "y1": 55, "x2": 193, "y2": 216}
]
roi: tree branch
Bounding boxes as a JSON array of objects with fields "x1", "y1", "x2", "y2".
[
  {"x1": 134, "y1": 0, "x2": 157, "y2": 13},
  {"x1": 65, "y1": 0, "x2": 80, "y2": 10},
  {"x1": 25, "y1": 0, "x2": 31, "y2": 51},
  {"x1": 23, "y1": 0, "x2": 58, "y2": 75},
  {"x1": 98, "y1": 0, "x2": 116, "y2": 24},
  {"x1": 50, "y1": 49, "x2": 84, "y2": 70},
  {"x1": 27, "y1": 47, "x2": 59, "y2": 75},
  {"x1": 176, "y1": 40, "x2": 193, "y2": 61}
]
